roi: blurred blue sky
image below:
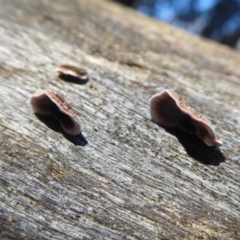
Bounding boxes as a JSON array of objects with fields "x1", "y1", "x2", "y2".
[
  {"x1": 138, "y1": 0, "x2": 216, "y2": 21},
  {"x1": 136, "y1": 0, "x2": 240, "y2": 48}
]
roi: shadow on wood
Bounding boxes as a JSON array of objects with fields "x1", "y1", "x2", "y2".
[
  {"x1": 163, "y1": 127, "x2": 225, "y2": 166},
  {"x1": 35, "y1": 113, "x2": 88, "y2": 146},
  {"x1": 58, "y1": 73, "x2": 89, "y2": 85}
]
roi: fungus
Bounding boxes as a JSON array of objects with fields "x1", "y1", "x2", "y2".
[
  {"x1": 150, "y1": 89, "x2": 222, "y2": 146},
  {"x1": 57, "y1": 64, "x2": 89, "y2": 84},
  {"x1": 30, "y1": 90, "x2": 81, "y2": 136}
]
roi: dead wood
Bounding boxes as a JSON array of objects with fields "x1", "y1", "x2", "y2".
[{"x1": 0, "y1": 0, "x2": 240, "y2": 239}]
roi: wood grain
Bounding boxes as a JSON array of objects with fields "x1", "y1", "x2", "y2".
[{"x1": 0, "y1": 0, "x2": 240, "y2": 239}]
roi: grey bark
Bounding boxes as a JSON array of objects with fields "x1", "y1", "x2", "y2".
[{"x1": 0, "y1": 0, "x2": 240, "y2": 239}]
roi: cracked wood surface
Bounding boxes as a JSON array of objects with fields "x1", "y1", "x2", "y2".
[{"x1": 0, "y1": 0, "x2": 240, "y2": 239}]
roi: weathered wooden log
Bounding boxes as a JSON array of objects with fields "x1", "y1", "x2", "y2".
[{"x1": 0, "y1": 0, "x2": 240, "y2": 239}]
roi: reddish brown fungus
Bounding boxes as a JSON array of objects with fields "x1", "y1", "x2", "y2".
[
  {"x1": 57, "y1": 64, "x2": 89, "y2": 83},
  {"x1": 30, "y1": 90, "x2": 81, "y2": 135},
  {"x1": 150, "y1": 89, "x2": 222, "y2": 146}
]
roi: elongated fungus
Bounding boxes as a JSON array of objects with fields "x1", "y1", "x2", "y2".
[
  {"x1": 30, "y1": 90, "x2": 81, "y2": 135},
  {"x1": 150, "y1": 89, "x2": 222, "y2": 146},
  {"x1": 57, "y1": 64, "x2": 89, "y2": 84}
]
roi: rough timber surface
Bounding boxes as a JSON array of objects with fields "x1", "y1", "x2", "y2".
[{"x1": 0, "y1": 0, "x2": 240, "y2": 239}]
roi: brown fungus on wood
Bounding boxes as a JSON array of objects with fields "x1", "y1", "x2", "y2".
[
  {"x1": 150, "y1": 89, "x2": 222, "y2": 146},
  {"x1": 30, "y1": 90, "x2": 81, "y2": 136},
  {"x1": 57, "y1": 64, "x2": 89, "y2": 84}
]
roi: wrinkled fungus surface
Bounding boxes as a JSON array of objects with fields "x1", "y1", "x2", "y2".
[
  {"x1": 57, "y1": 64, "x2": 89, "y2": 84},
  {"x1": 150, "y1": 89, "x2": 222, "y2": 146},
  {"x1": 30, "y1": 90, "x2": 81, "y2": 135}
]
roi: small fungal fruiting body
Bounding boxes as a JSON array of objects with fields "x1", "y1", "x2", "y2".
[
  {"x1": 30, "y1": 90, "x2": 81, "y2": 135},
  {"x1": 150, "y1": 89, "x2": 222, "y2": 146},
  {"x1": 57, "y1": 64, "x2": 89, "y2": 84}
]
